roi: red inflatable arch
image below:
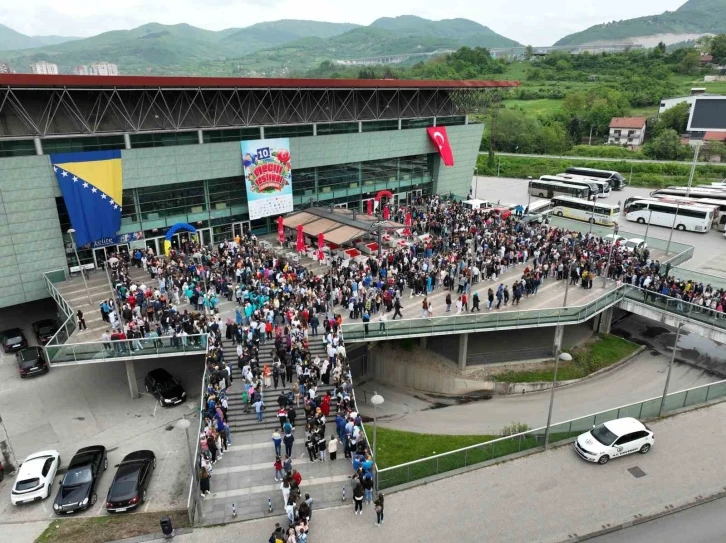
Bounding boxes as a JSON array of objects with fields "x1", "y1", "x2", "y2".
[{"x1": 374, "y1": 190, "x2": 394, "y2": 201}]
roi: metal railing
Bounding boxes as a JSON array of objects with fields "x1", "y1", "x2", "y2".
[
  {"x1": 376, "y1": 377, "x2": 726, "y2": 490},
  {"x1": 622, "y1": 285, "x2": 726, "y2": 331},
  {"x1": 43, "y1": 270, "x2": 77, "y2": 351},
  {"x1": 46, "y1": 334, "x2": 209, "y2": 364},
  {"x1": 342, "y1": 287, "x2": 624, "y2": 341}
]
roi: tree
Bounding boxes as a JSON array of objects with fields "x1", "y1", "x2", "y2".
[
  {"x1": 644, "y1": 129, "x2": 686, "y2": 160},
  {"x1": 654, "y1": 101, "x2": 691, "y2": 136},
  {"x1": 563, "y1": 91, "x2": 587, "y2": 117},
  {"x1": 539, "y1": 122, "x2": 572, "y2": 155},
  {"x1": 711, "y1": 34, "x2": 726, "y2": 65},
  {"x1": 653, "y1": 41, "x2": 666, "y2": 56},
  {"x1": 676, "y1": 48, "x2": 700, "y2": 75},
  {"x1": 524, "y1": 45, "x2": 534, "y2": 60}
]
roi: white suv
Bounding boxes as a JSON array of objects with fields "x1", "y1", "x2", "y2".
[
  {"x1": 11, "y1": 450, "x2": 60, "y2": 504},
  {"x1": 575, "y1": 417, "x2": 654, "y2": 465}
]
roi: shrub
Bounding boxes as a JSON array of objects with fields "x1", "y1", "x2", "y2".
[{"x1": 500, "y1": 422, "x2": 531, "y2": 437}]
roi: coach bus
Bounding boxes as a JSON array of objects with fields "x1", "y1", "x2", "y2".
[
  {"x1": 539, "y1": 175, "x2": 599, "y2": 199},
  {"x1": 564, "y1": 167, "x2": 627, "y2": 190},
  {"x1": 625, "y1": 200, "x2": 713, "y2": 233},
  {"x1": 528, "y1": 179, "x2": 589, "y2": 200},
  {"x1": 551, "y1": 196, "x2": 620, "y2": 226},
  {"x1": 556, "y1": 173, "x2": 611, "y2": 198},
  {"x1": 650, "y1": 187, "x2": 726, "y2": 203}
]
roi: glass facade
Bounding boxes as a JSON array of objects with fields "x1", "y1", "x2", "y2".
[
  {"x1": 265, "y1": 125, "x2": 314, "y2": 139},
  {"x1": 316, "y1": 122, "x2": 360, "y2": 135},
  {"x1": 130, "y1": 131, "x2": 199, "y2": 148},
  {"x1": 202, "y1": 127, "x2": 261, "y2": 144},
  {"x1": 136, "y1": 181, "x2": 206, "y2": 220},
  {"x1": 0, "y1": 139, "x2": 37, "y2": 158},
  {"x1": 41, "y1": 135, "x2": 126, "y2": 154},
  {"x1": 401, "y1": 117, "x2": 435, "y2": 130},
  {"x1": 361, "y1": 120, "x2": 399, "y2": 133}
]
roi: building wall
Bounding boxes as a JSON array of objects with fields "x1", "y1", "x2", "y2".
[
  {"x1": 0, "y1": 122, "x2": 483, "y2": 308},
  {"x1": 0, "y1": 156, "x2": 68, "y2": 307},
  {"x1": 608, "y1": 127, "x2": 645, "y2": 147}
]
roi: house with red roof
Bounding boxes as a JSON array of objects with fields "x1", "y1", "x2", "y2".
[{"x1": 608, "y1": 117, "x2": 647, "y2": 148}]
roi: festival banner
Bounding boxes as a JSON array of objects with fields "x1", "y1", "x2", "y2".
[{"x1": 241, "y1": 138, "x2": 293, "y2": 220}]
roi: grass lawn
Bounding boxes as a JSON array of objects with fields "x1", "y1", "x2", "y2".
[
  {"x1": 492, "y1": 334, "x2": 640, "y2": 383},
  {"x1": 35, "y1": 511, "x2": 190, "y2": 543},
  {"x1": 372, "y1": 426, "x2": 497, "y2": 469},
  {"x1": 504, "y1": 98, "x2": 563, "y2": 117}
]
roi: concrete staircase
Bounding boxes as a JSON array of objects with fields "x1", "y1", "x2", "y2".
[{"x1": 54, "y1": 269, "x2": 116, "y2": 341}]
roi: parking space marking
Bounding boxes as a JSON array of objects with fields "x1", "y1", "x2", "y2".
[{"x1": 144, "y1": 451, "x2": 172, "y2": 513}]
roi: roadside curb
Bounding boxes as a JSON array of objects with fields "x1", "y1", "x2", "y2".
[
  {"x1": 559, "y1": 489, "x2": 726, "y2": 542},
  {"x1": 108, "y1": 528, "x2": 194, "y2": 543}
]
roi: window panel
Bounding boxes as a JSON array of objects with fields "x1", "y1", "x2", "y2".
[
  {"x1": 202, "y1": 128, "x2": 261, "y2": 144},
  {"x1": 316, "y1": 122, "x2": 360, "y2": 135},
  {"x1": 41, "y1": 136, "x2": 126, "y2": 154},
  {"x1": 0, "y1": 139, "x2": 37, "y2": 158},
  {"x1": 265, "y1": 125, "x2": 314, "y2": 139},
  {"x1": 401, "y1": 117, "x2": 434, "y2": 130},
  {"x1": 435, "y1": 116, "x2": 466, "y2": 127},
  {"x1": 361, "y1": 120, "x2": 399, "y2": 132},
  {"x1": 130, "y1": 132, "x2": 199, "y2": 148},
  {"x1": 137, "y1": 180, "x2": 205, "y2": 219}
]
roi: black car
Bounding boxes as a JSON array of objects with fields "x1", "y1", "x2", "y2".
[
  {"x1": 53, "y1": 445, "x2": 107, "y2": 515},
  {"x1": 16, "y1": 347, "x2": 49, "y2": 378},
  {"x1": 105, "y1": 450, "x2": 156, "y2": 513},
  {"x1": 145, "y1": 368, "x2": 186, "y2": 406},
  {"x1": 32, "y1": 319, "x2": 59, "y2": 345},
  {"x1": 1, "y1": 328, "x2": 28, "y2": 353}
]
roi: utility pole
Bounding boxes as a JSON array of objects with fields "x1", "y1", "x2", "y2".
[
  {"x1": 686, "y1": 143, "x2": 701, "y2": 197},
  {"x1": 601, "y1": 224, "x2": 619, "y2": 288},
  {"x1": 665, "y1": 201, "x2": 681, "y2": 256}
]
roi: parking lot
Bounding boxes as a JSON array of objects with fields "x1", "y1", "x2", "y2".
[{"x1": 0, "y1": 299, "x2": 203, "y2": 523}]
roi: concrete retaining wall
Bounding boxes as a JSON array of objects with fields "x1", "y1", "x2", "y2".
[{"x1": 618, "y1": 300, "x2": 726, "y2": 344}]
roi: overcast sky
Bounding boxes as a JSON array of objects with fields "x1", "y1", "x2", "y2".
[{"x1": 4, "y1": 0, "x2": 689, "y2": 45}]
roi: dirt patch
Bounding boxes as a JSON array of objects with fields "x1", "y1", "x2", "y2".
[{"x1": 35, "y1": 510, "x2": 190, "y2": 543}]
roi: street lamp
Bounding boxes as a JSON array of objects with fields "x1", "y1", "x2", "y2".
[
  {"x1": 370, "y1": 392, "x2": 384, "y2": 493},
  {"x1": 544, "y1": 350, "x2": 573, "y2": 449},
  {"x1": 589, "y1": 195, "x2": 597, "y2": 234},
  {"x1": 659, "y1": 323, "x2": 683, "y2": 417},
  {"x1": 665, "y1": 201, "x2": 681, "y2": 256},
  {"x1": 67, "y1": 228, "x2": 92, "y2": 305},
  {"x1": 601, "y1": 223, "x2": 619, "y2": 288},
  {"x1": 643, "y1": 209, "x2": 653, "y2": 246}
]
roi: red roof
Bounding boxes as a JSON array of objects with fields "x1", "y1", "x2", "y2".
[
  {"x1": 0, "y1": 73, "x2": 519, "y2": 90},
  {"x1": 700, "y1": 54, "x2": 713, "y2": 63},
  {"x1": 704, "y1": 131, "x2": 726, "y2": 142},
  {"x1": 609, "y1": 117, "x2": 647, "y2": 129}
]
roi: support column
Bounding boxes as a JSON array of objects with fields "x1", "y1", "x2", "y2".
[
  {"x1": 125, "y1": 359, "x2": 139, "y2": 399},
  {"x1": 598, "y1": 307, "x2": 613, "y2": 335},
  {"x1": 591, "y1": 313, "x2": 601, "y2": 331},
  {"x1": 197, "y1": 129, "x2": 204, "y2": 144},
  {"x1": 33, "y1": 136, "x2": 43, "y2": 156},
  {"x1": 123, "y1": 133, "x2": 131, "y2": 150},
  {"x1": 358, "y1": 121, "x2": 362, "y2": 133},
  {"x1": 553, "y1": 325, "x2": 564, "y2": 356},
  {"x1": 260, "y1": 126, "x2": 265, "y2": 139},
  {"x1": 419, "y1": 337, "x2": 428, "y2": 349},
  {"x1": 457, "y1": 333, "x2": 468, "y2": 370},
  {"x1": 313, "y1": 123, "x2": 317, "y2": 136}
]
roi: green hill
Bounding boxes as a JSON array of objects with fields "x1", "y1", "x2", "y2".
[
  {"x1": 0, "y1": 23, "x2": 78, "y2": 51},
  {"x1": 370, "y1": 15, "x2": 520, "y2": 47},
  {"x1": 554, "y1": 0, "x2": 726, "y2": 46}
]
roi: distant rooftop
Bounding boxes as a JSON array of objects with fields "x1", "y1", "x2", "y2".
[{"x1": 609, "y1": 117, "x2": 647, "y2": 129}]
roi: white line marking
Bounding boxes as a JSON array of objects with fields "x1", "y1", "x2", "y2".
[{"x1": 153, "y1": 402, "x2": 158, "y2": 418}]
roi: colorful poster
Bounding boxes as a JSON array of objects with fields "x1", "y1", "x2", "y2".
[{"x1": 241, "y1": 138, "x2": 293, "y2": 220}]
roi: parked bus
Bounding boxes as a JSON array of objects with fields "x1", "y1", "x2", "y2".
[
  {"x1": 625, "y1": 200, "x2": 713, "y2": 233},
  {"x1": 556, "y1": 173, "x2": 611, "y2": 198},
  {"x1": 650, "y1": 187, "x2": 726, "y2": 203},
  {"x1": 625, "y1": 195, "x2": 721, "y2": 229},
  {"x1": 564, "y1": 167, "x2": 627, "y2": 190},
  {"x1": 539, "y1": 175, "x2": 598, "y2": 198},
  {"x1": 551, "y1": 196, "x2": 620, "y2": 226},
  {"x1": 528, "y1": 179, "x2": 590, "y2": 200}
]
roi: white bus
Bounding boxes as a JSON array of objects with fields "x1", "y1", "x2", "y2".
[
  {"x1": 565, "y1": 167, "x2": 627, "y2": 190},
  {"x1": 625, "y1": 200, "x2": 713, "y2": 233},
  {"x1": 539, "y1": 175, "x2": 598, "y2": 199},
  {"x1": 625, "y1": 195, "x2": 721, "y2": 229},
  {"x1": 528, "y1": 180, "x2": 589, "y2": 200},
  {"x1": 556, "y1": 173, "x2": 611, "y2": 198},
  {"x1": 650, "y1": 187, "x2": 726, "y2": 203},
  {"x1": 551, "y1": 196, "x2": 620, "y2": 226}
]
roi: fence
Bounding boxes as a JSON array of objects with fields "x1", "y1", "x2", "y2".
[
  {"x1": 43, "y1": 270, "x2": 77, "y2": 353},
  {"x1": 376, "y1": 377, "x2": 726, "y2": 490},
  {"x1": 342, "y1": 287, "x2": 623, "y2": 341},
  {"x1": 46, "y1": 334, "x2": 209, "y2": 364}
]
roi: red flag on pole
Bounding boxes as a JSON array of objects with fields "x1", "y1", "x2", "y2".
[
  {"x1": 296, "y1": 224, "x2": 305, "y2": 252},
  {"x1": 426, "y1": 126, "x2": 455, "y2": 166},
  {"x1": 404, "y1": 211, "x2": 412, "y2": 236},
  {"x1": 317, "y1": 232, "x2": 325, "y2": 261},
  {"x1": 367, "y1": 199, "x2": 373, "y2": 216},
  {"x1": 277, "y1": 216, "x2": 285, "y2": 244}
]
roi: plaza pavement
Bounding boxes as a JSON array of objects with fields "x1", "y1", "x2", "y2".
[{"x1": 159, "y1": 401, "x2": 726, "y2": 543}]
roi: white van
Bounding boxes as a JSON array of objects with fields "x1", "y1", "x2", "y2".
[{"x1": 462, "y1": 199, "x2": 494, "y2": 210}]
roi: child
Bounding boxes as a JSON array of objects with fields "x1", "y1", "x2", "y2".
[{"x1": 274, "y1": 456, "x2": 284, "y2": 482}]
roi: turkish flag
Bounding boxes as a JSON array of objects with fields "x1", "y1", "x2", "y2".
[
  {"x1": 277, "y1": 216, "x2": 285, "y2": 244},
  {"x1": 427, "y1": 126, "x2": 455, "y2": 166}
]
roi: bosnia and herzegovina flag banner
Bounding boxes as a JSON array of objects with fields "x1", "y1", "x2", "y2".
[{"x1": 50, "y1": 150, "x2": 123, "y2": 248}]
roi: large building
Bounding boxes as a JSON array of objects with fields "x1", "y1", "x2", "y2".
[
  {"x1": 90, "y1": 62, "x2": 119, "y2": 76},
  {"x1": 30, "y1": 61, "x2": 59, "y2": 75},
  {"x1": 0, "y1": 74, "x2": 515, "y2": 308}
]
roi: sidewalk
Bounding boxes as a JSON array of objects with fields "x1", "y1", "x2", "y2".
[{"x1": 168, "y1": 401, "x2": 726, "y2": 543}]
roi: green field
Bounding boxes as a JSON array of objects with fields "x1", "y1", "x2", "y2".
[{"x1": 503, "y1": 98, "x2": 563, "y2": 117}]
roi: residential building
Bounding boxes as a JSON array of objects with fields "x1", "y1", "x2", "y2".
[
  {"x1": 658, "y1": 89, "x2": 719, "y2": 114},
  {"x1": 0, "y1": 62, "x2": 9, "y2": 74},
  {"x1": 73, "y1": 65, "x2": 90, "y2": 75},
  {"x1": 30, "y1": 61, "x2": 59, "y2": 75},
  {"x1": 608, "y1": 117, "x2": 647, "y2": 148},
  {"x1": 90, "y1": 62, "x2": 119, "y2": 76},
  {"x1": 0, "y1": 73, "x2": 513, "y2": 308}
]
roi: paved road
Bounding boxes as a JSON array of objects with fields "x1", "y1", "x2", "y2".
[
  {"x1": 478, "y1": 151, "x2": 726, "y2": 167},
  {"x1": 164, "y1": 402, "x2": 726, "y2": 543},
  {"x1": 357, "y1": 349, "x2": 718, "y2": 434},
  {"x1": 471, "y1": 176, "x2": 726, "y2": 273},
  {"x1": 588, "y1": 497, "x2": 726, "y2": 543}
]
